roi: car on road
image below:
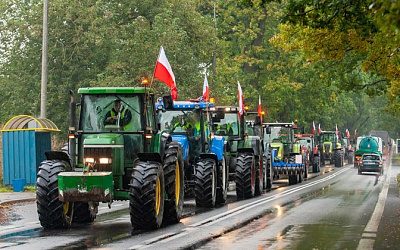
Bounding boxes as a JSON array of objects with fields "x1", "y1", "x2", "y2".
[{"x1": 358, "y1": 153, "x2": 383, "y2": 175}]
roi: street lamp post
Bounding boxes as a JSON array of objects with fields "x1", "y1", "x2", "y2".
[{"x1": 40, "y1": 0, "x2": 48, "y2": 118}]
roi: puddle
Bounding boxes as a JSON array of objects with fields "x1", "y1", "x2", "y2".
[{"x1": 265, "y1": 223, "x2": 363, "y2": 250}]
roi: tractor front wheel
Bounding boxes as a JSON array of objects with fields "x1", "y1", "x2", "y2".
[
  {"x1": 36, "y1": 160, "x2": 73, "y2": 229},
  {"x1": 129, "y1": 161, "x2": 165, "y2": 230},
  {"x1": 235, "y1": 154, "x2": 256, "y2": 199},
  {"x1": 162, "y1": 142, "x2": 184, "y2": 225},
  {"x1": 195, "y1": 158, "x2": 217, "y2": 207},
  {"x1": 216, "y1": 157, "x2": 228, "y2": 205}
]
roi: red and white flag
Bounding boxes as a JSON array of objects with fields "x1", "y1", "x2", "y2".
[
  {"x1": 335, "y1": 124, "x2": 339, "y2": 137},
  {"x1": 311, "y1": 121, "x2": 316, "y2": 134},
  {"x1": 257, "y1": 95, "x2": 262, "y2": 122},
  {"x1": 318, "y1": 124, "x2": 322, "y2": 134},
  {"x1": 345, "y1": 129, "x2": 350, "y2": 138},
  {"x1": 154, "y1": 46, "x2": 178, "y2": 100},
  {"x1": 237, "y1": 81, "x2": 244, "y2": 115},
  {"x1": 202, "y1": 74, "x2": 209, "y2": 101}
]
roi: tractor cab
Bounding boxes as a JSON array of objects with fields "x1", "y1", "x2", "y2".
[
  {"x1": 317, "y1": 131, "x2": 344, "y2": 167},
  {"x1": 263, "y1": 123, "x2": 298, "y2": 161}
]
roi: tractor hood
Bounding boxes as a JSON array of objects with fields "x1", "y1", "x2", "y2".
[{"x1": 83, "y1": 134, "x2": 124, "y2": 146}]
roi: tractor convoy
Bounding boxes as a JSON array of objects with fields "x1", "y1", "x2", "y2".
[{"x1": 35, "y1": 86, "x2": 360, "y2": 231}]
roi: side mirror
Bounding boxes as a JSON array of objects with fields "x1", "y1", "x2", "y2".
[
  {"x1": 265, "y1": 127, "x2": 271, "y2": 134},
  {"x1": 163, "y1": 95, "x2": 173, "y2": 110}
]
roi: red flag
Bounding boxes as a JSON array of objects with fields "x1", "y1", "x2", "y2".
[
  {"x1": 237, "y1": 81, "x2": 244, "y2": 115},
  {"x1": 202, "y1": 74, "x2": 209, "y2": 101},
  {"x1": 318, "y1": 124, "x2": 322, "y2": 134},
  {"x1": 345, "y1": 129, "x2": 350, "y2": 138},
  {"x1": 311, "y1": 121, "x2": 316, "y2": 134},
  {"x1": 154, "y1": 46, "x2": 178, "y2": 100},
  {"x1": 257, "y1": 95, "x2": 262, "y2": 121}
]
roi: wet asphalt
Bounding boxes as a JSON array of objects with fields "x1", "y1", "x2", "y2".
[
  {"x1": 200, "y1": 169, "x2": 382, "y2": 249},
  {"x1": 1, "y1": 159, "x2": 397, "y2": 249}
]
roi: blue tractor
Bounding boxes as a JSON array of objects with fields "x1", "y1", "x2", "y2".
[{"x1": 156, "y1": 96, "x2": 228, "y2": 207}]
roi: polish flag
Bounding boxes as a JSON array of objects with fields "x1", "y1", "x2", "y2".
[
  {"x1": 345, "y1": 129, "x2": 350, "y2": 138},
  {"x1": 318, "y1": 124, "x2": 322, "y2": 134},
  {"x1": 311, "y1": 121, "x2": 316, "y2": 135},
  {"x1": 154, "y1": 46, "x2": 178, "y2": 100},
  {"x1": 257, "y1": 95, "x2": 262, "y2": 122},
  {"x1": 335, "y1": 124, "x2": 339, "y2": 137},
  {"x1": 238, "y1": 81, "x2": 244, "y2": 115},
  {"x1": 202, "y1": 74, "x2": 209, "y2": 101}
]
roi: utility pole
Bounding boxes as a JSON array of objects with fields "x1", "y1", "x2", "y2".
[{"x1": 40, "y1": 0, "x2": 49, "y2": 118}]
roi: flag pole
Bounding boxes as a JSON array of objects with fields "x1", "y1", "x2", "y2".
[{"x1": 149, "y1": 46, "x2": 162, "y2": 88}]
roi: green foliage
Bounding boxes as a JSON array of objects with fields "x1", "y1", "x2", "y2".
[{"x1": 0, "y1": 0, "x2": 399, "y2": 140}]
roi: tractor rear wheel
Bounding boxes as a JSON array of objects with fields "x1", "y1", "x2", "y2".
[
  {"x1": 36, "y1": 160, "x2": 73, "y2": 229},
  {"x1": 334, "y1": 151, "x2": 342, "y2": 168},
  {"x1": 162, "y1": 142, "x2": 184, "y2": 225},
  {"x1": 129, "y1": 161, "x2": 165, "y2": 230},
  {"x1": 348, "y1": 151, "x2": 354, "y2": 164},
  {"x1": 195, "y1": 158, "x2": 217, "y2": 207},
  {"x1": 235, "y1": 154, "x2": 256, "y2": 199},
  {"x1": 255, "y1": 156, "x2": 263, "y2": 196},
  {"x1": 264, "y1": 156, "x2": 272, "y2": 190},
  {"x1": 73, "y1": 202, "x2": 96, "y2": 223},
  {"x1": 312, "y1": 156, "x2": 320, "y2": 173},
  {"x1": 216, "y1": 157, "x2": 228, "y2": 205}
]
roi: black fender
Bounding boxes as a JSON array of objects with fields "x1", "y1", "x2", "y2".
[
  {"x1": 199, "y1": 153, "x2": 219, "y2": 166},
  {"x1": 160, "y1": 132, "x2": 172, "y2": 159},
  {"x1": 137, "y1": 152, "x2": 162, "y2": 163},
  {"x1": 45, "y1": 151, "x2": 71, "y2": 166}
]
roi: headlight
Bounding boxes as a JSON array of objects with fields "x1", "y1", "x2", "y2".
[
  {"x1": 84, "y1": 157, "x2": 95, "y2": 164},
  {"x1": 225, "y1": 107, "x2": 230, "y2": 112},
  {"x1": 99, "y1": 158, "x2": 112, "y2": 164}
]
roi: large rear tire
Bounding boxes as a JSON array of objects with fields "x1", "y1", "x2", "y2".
[
  {"x1": 235, "y1": 154, "x2": 256, "y2": 199},
  {"x1": 130, "y1": 161, "x2": 165, "y2": 230},
  {"x1": 216, "y1": 157, "x2": 228, "y2": 205},
  {"x1": 255, "y1": 156, "x2": 263, "y2": 196},
  {"x1": 162, "y1": 142, "x2": 184, "y2": 225},
  {"x1": 334, "y1": 150, "x2": 342, "y2": 168},
  {"x1": 36, "y1": 160, "x2": 73, "y2": 229},
  {"x1": 312, "y1": 156, "x2": 320, "y2": 173},
  {"x1": 195, "y1": 158, "x2": 217, "y2": 207},
  {"x1": 348, "y1": 151, "x2": 354, "y2": 164}
]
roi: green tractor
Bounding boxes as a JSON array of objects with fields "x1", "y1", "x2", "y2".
[
  {"x1": 263, "y1": 123, "x2": 306, "y2": 185},
  {"x1": 36, "y1": 87, "x2": 184, "y2": 230},
  {"x1": 210, "y1": 107, "x2": 265, "y2": 199},
  {"x1": 318, "y1": 131, "x2": 344, "y2": 168}
]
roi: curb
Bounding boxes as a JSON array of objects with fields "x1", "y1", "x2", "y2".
[{"x1": 0, "y1": 198, "x2": 36, "y2": 207}]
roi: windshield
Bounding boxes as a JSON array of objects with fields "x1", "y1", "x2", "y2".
[
  {"x1": 80, "y1": 94, "x2": 142, "y2": 132},
  {"x1": 212, "y1": 113, "x2": 239, "y2": 136},
  {"x1": 320, "y1": 133, "x2": 336, "y2": 143},
  {"x1": 159, "y1": 110, "x2": 199, "y2": 134},
  {"x1": 265, "y1": 127, "x2": 292, "y2": 144},
  {"x1": 363, "y1": 155, "x2": 380, "y2": 161}
]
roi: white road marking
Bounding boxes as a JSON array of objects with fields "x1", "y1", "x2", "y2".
[
  {"x1": 129, "y1": 166, "x2": 350, "y2": 249},
  {"x1": 357, "y1": 158, "x2": 391, "y2": 250}
]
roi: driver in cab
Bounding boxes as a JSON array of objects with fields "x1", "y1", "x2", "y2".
[{"x1": 104, "y1": 99, "x2": 132, "y2": 129}]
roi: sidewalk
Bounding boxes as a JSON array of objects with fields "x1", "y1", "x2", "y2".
[
  {"x1": 374, "y1": 158, "x2": 400, "y2": 248},
  {"x1": 0, "y1": 192, "x2": 36, "y2": 206}
]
